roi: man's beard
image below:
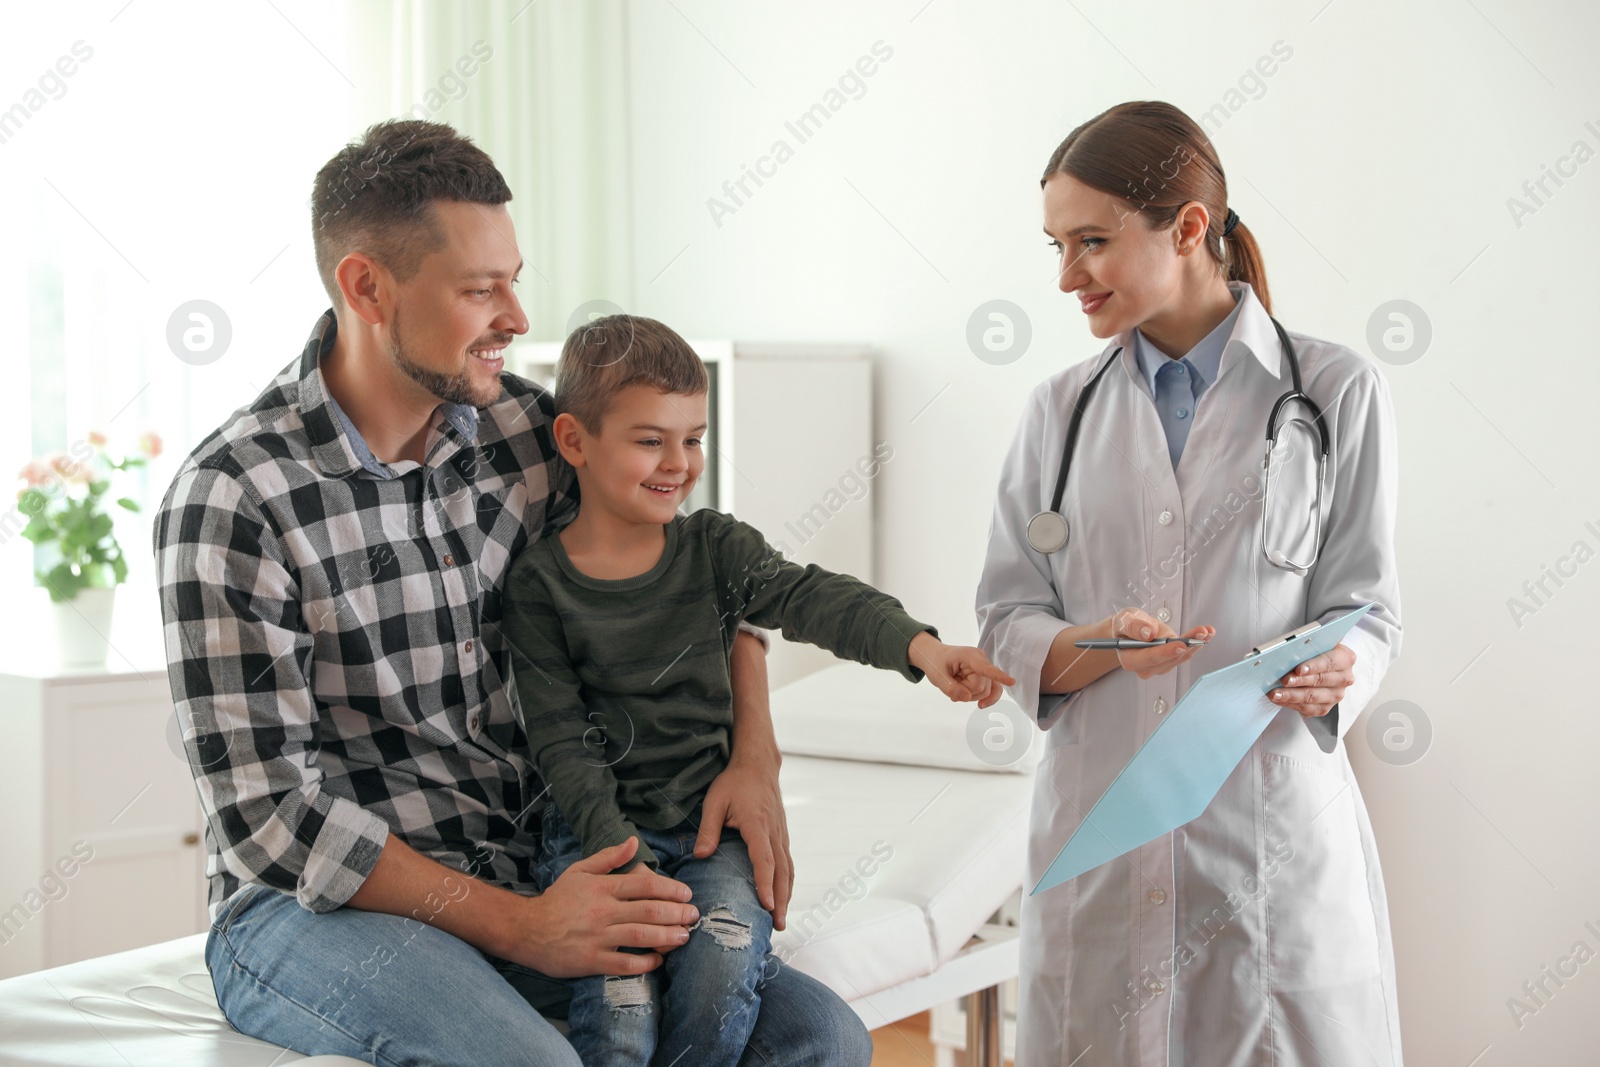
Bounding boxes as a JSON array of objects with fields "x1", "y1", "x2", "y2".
[{"x1": 387, "y1": 309, "x2": 500, "y2": 408}]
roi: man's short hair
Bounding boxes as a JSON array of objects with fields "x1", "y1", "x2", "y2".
[
  {"x1": 555, "y1": 315, "x2": 709, "y2": 433},
  {"x1": 310, "y1": 118, "x2": 512, "y2": 308}
]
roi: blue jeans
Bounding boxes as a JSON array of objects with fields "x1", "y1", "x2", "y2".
[
  {"x1": 534, "y1": 804, "x2": 776, "y2": 1067},
  {"x1": 205, "y1": 872, "x2": 869, "y2": 1066}
]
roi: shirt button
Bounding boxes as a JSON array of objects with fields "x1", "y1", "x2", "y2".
[
  {"x1": 1174, "y1": 364, "x2": 1186, "y2": 374},
  {"x1": 468, "y1": 712, "x2": 481, "y2": 732},
  {"x1": 444, "y1": 554, "x2": 455, "y2": 566},
  {"x1": 1175, "y1": 408, "x2": 1188, "y2": 419},
  {"x1": 1154, "y1": 697, "x2": 1166, "y2": 715},
  {"x1": 464, "y1": 640, "x2": 474, "y2": 653},
  {"x1": 1157, "y1": 607, "x2": 1171, "y2": 622},
  {"x1": 1158, "y1": 510, "x2": 1173, "y2": 526},
  {"x1": 1149, "y1": 889, "x2": 1167, "y2": 904},
  {"x1": 1148, "y1": 980, "x2": 1166, "y2": 994}
]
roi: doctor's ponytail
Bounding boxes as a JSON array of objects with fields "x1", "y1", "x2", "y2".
[{"x1": 1041, "y1": 101, "x2": 1272, "y2": 316}]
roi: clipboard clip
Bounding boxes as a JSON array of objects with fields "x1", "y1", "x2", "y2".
[{"x1": 1249, "y1": 619, "x2": 1324, "y2": 659}]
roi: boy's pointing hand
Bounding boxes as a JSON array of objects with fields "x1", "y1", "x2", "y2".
[{"x1": 907, "y1": 631, "x2": 1017, "y2": 709}]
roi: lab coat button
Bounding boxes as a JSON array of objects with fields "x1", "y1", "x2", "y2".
[
  {"x1": 1157, "y1": 607, "x2": 1171, "y2": 622},
  {"x1": 1149, "y1": 889, "x2": 1166, "y2": 904},
  {"x1": 1158, "y1": 509, "x2": 1173, "y2": 526},
  {"x1": 1154, "y1": 697, "x2": 1166, "y2": 715}
]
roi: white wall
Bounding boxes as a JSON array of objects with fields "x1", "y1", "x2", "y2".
[{"x1": 622, "y1": 0, "x2": 1600, "y2": 1062}]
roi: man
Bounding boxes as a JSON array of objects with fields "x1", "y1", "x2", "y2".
[{"x1": 154, "y1": 118, "x2": 871, "y2": 1065}]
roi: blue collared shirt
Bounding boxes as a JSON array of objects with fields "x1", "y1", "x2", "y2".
[
  {"x1": 1134, "y1": 290, "x2": 1243, "y2": 468},
  {"x1": 325, "y1": 391, "x2": 479, "y2": 479}
]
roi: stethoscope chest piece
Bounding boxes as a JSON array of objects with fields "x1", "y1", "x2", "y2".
[
  {"x1": 1026, "y1": 510, "x2": 1069, "y2": 554},
  {"x1": 1024, "y1": 343, "x2": 1123, "y2": 558}
]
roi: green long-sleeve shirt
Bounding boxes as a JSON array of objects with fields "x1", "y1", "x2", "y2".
[{"x1": 501, "y1": 508, "x2": 937, "y2": 871}]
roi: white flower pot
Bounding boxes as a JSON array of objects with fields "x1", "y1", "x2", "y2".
[{"x1": 54, "y1": 586, "x2": 117, "y2": 668}]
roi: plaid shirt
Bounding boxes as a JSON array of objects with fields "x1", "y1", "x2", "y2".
[{"x1": 155, "y1": 309, "x2": 580, "y2": 922}]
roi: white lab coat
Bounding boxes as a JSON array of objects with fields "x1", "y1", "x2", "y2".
[{"x1": 976, "y1": 281, "x2": 1404, "y2": 1066}]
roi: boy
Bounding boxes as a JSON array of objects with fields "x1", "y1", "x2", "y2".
[{"x1": 501, "y1": 314, "x2": 1014, "y2": 1066}]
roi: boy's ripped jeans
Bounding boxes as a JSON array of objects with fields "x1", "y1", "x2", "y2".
[{"x1": 535, "y1": 803, "x2": 776, "y2": 1067}]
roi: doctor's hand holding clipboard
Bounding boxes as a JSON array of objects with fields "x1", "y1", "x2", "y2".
[{"x1": 973, "y1": 99, "x2": 1404, "y2": 1067}]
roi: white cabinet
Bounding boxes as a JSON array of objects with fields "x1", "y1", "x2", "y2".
[
  {"x1": 512, "y1": 339, "x2": 877, "y2": 691},
  {"x1": 0, "y1": 666, "x2": 206, "y2": 980}
]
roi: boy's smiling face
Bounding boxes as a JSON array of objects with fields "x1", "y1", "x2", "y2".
[{"x1": 556, "y1": 385, "x2": 708, "y2": 526}]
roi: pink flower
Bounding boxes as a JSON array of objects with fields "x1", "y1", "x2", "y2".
[
  {"x1": 139, "y1": 431, "x2": 164, "y2": 459},
  {"x1": 45, "y1": 451, "x2": 90, "y2": 485},
  {"x1": 18, "y1": 459, "x2": 51, "y2": 488},
  {"x1": 87, "y1": 431, "x2": 108, "y2": 449}
]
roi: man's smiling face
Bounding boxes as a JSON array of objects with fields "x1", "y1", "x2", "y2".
[{"x1": 383, "y1": 200, "x2": 529, "y2": 407}]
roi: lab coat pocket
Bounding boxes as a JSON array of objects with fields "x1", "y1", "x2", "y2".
[{"x1": 1260, "y1": 751, "x2": 1382, "y2": 991}]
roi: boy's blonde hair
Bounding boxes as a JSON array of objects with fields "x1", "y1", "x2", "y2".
[{"x1": 554, "y1": 314, "x2": 708, "y2": 433}]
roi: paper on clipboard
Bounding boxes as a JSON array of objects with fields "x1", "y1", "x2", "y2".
[{"x1": 1031, "y1": 602, "x2": 1377, "y2": 896}]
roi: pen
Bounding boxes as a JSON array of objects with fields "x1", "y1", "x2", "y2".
[{"x1": 1074, "y1": 637, "x2": 1208, "y2": 649}]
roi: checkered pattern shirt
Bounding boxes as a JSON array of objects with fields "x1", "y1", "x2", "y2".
[{"x1": 155, "y1": 309, "x2": 579, "y2": 922}]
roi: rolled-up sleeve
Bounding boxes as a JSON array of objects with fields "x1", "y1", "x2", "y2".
[
  {"x1": 155, "y1": 462, "x2": 389, "y2": 912},
  {"x1": 734, "y1": 619, "x2": 770, "y2": 649},
  {"x1": 976, "y1": 384, "x2": 1082, "y2": 734},
  {"x1": 1302, "y1": 361, "x2": 1403, "y2": 749}
]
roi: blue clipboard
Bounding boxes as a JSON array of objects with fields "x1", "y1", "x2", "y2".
[{"x1": 1031, "y1": 602, "x2": 1376, "y2": 896}]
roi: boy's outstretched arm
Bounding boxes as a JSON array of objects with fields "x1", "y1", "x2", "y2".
[
  {"x1": 711, "y1": 512, "x2": 1015, "y2": 704},
  {"x1": 908, "y1": 630, "x2": 1017, "y2": 708},
  {"x1": 695, "y1": 628, "x2": 795, "y2": 932}
]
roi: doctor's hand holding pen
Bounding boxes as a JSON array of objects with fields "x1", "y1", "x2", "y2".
[
  {"x1": 1040, "y1": 609, "x2": 1214, "y2": 695},
  {"x1": 1102, "y1": 609, "x2": 1215, "y2": 679},
  {"x1": 908, "y1": 630, "x2": 1017, "y2": 709},
  {"x1": 1059, "y1": 610, "x2": 1356, "y2": 719}
]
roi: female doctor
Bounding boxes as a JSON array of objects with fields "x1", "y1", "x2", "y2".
[{"x1": 976, "y1": 101, "x2": 1404, "y2": 1066}]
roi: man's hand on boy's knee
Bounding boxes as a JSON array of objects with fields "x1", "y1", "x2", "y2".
[
  {"x1": 505, "y1": 836, "x2": 701, "y2": 979},
  {"x1": 695, "y1": 757, "x2": 795, "y2": 932}
]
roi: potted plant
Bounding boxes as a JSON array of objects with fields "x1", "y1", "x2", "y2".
[{"x1": 17, "y1": 430, "x2": 162, "y2": 667}]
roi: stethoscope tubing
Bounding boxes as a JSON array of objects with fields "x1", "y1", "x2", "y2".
[{"x1": 1030, "y1": 316, "x2": 1330, "y2": 560}]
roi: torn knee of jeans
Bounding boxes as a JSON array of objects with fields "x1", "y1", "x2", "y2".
[
  {"x1": 603, "y1": 973, "x2": 653, "y2": 1013},
  {"x1": 694, "y1": 904, "x2": 753, "y2": 950}
]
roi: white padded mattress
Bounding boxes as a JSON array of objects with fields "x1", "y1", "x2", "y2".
[
  {"x1": 0, "y1": 932, "x2": 363, "y2": 1066},
  {"x1": 769, "y1": 754, "x2": 1030, "y2": 999}
]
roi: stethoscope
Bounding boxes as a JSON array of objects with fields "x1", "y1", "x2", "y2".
[{"x1": 1025, "y1": 317, "x2": 1331, "y2": 575}]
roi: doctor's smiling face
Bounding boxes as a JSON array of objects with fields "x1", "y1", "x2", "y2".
[{"x1": 1044, "y1": 172, "x2": 1218, "y2": 342}]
